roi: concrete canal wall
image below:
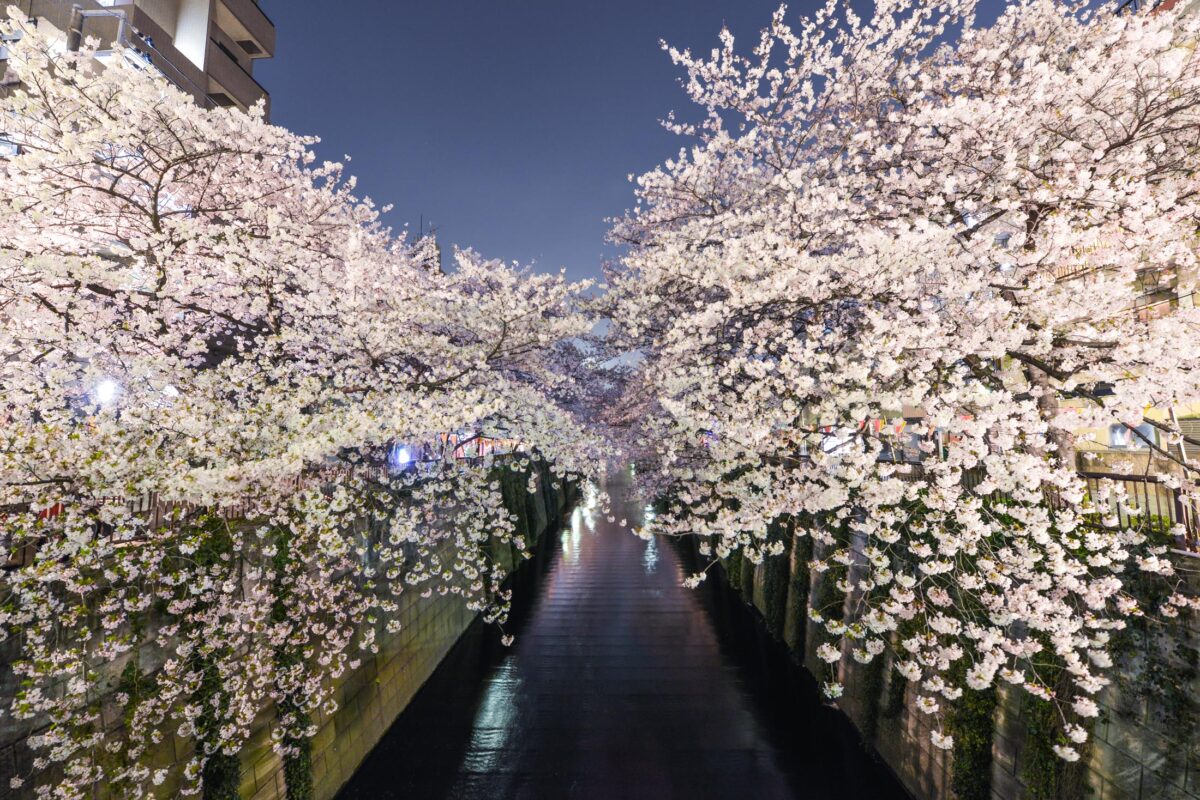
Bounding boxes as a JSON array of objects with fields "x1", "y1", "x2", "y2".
[
  {"x1": 241, "y1": 462, "x2": 576, "y2": 800},
  {"x1": 720, "y1": 525, "x2": 1200, "y2": 800},
  {"x1": 0, "y1": 461, "x2": 577, "y2": 800}
]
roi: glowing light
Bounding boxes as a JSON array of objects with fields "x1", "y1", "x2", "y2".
[
  {"x1": 388, "y1": 444, "x2": 413, "y2": 470},
  {"x1": 92, "y1": 378, "x2": 119, "y2": 405}
]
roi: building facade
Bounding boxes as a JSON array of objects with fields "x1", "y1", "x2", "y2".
[{"x1": 2, "y1": 0, "x2": 274, "y2": 116}]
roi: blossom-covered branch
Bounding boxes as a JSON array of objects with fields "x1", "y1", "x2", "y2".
[
  {"x1": 608, "y1": 0, "x2": 1200, "y2": 760},
  {"x1": 0, "y1": 14, "x2": 603, "y2": 797}
]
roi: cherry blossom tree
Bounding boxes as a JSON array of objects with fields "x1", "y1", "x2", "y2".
[
  {"x1": 0, "y1": 14, "x2": 602, "y2": 798},
  {"x1": 608, "y1": 0, "x2": 1200, "y2": 761}
]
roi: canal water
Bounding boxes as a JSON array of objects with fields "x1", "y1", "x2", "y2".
[{"x1": 337, "y1": 477, "x2": 909, "y2": 800}]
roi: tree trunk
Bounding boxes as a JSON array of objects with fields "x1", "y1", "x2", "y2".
[{"x1": 1027, "y1": 365, "x2": 1077, "y2": 472}]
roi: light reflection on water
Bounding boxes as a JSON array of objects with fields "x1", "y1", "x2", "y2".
[
  {"x1": 338, "y1": 472, "x2": 908, "y2": 800},
  {"x1": 562, "y1": 504, "x2": 589, "y2": 563},
  {"x1": 460, "y1": 660, "x2": 520, "y2": 771},
  {"x1": 642, "y1": 535, "x2": 658, "y2": 574}
]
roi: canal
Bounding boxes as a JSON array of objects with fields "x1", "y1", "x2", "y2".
[{"x1": 337, "y1": 476, "x2": 910, "y2": 800}]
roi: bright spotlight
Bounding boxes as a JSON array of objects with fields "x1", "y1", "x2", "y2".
[
  {"x1": 388, "y1": 445, "x2": 413, "y2": 471},
  {"x1": 93, "y1": 379, "x2": 119, "y2": 405}
]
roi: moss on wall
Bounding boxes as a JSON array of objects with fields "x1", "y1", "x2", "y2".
[
  {"x1": 947, "y1": 676, "x2": 996, "y2": 800},
  {"x1": 726, "y1": 549, "x2": 744, "y2": 591},
  {"x1": 739, "y1": 548, "x2": 756, "y2": 605},
  {"x1": 784, "y1": 530, "x2": 813, "y2": 655},
  {"x1": 760, "y1": 518, "x2": 793, "y2": 640},
  {"x1": 1019, "y1": 664, "x2": 1088, "y2": 800}
]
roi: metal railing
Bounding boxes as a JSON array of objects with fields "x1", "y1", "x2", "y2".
[
  {"x1": 108, "y1": 18, "x2": 215, "y2": 108},
  {"x1": 1080, "y1": 470, "x2": 1194, "y2": 546},
  {"x1": 894, "y1": 460, "x2": 1197, "y2": 550}
]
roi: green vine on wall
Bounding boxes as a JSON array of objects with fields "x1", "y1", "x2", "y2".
[
  {"x1": 882, "y1": 607, "x2": 920, "y2": 723},
  {"x1": 785, "y1": 526, "x2": 813, "y2": 654},
  {"x1": 269, "y1": 526, "x2": 315, "y2": 800},
  {"x1": 947, "y1": 661, "x2": 997, "y2": 800},
  {"x1": 761, "y1": 517, "x2": 793, "y2": 640},
  {"x1": 881, "y1": 659, "x2": 907, "y2": 721},
  {"x1": 739, "y1": 545, "x2": 756, "y2": 604},
  {"x1": 1019, "y1": 663, "x2": 1089, "y2": 800},
  {"x1": 187, "y1": 515, "x2": 243, "y2": 800},
  {"x1": 111, "y1": 645, "x2": 159, "y2": 797},
  {"x1": 490, "y1": 462, "x2": 554, "y2": 584},
  {"x1": 856, "y1": 652, "x2": 886, "y2": 745},
  {"x1": 1108, "y1": 526, "x2": 1199, "y2": 783},
  {"x1": 725, "y1": 548, "x2": 744, "y2": 592},
  {"x1": 280, "y1": 702, "x2": 314, "y2": 800},
  {"x1": 198, "y1": 655, "x2": 242, "y2": 800},
  {"x1": 809, "y1": 516, "x2": 850, "y2": 687},
  {"x1": 850, "y1": 567, "x2": 892, "y2": 745}
]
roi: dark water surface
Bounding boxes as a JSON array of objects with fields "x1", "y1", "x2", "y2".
[{"x1": 337, "y1": 477, "x2": 910, "y2": 800}]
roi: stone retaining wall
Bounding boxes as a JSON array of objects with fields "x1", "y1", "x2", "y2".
[
  {"x1": 0, "y1": 461, "x2": 576, "y2": 800},
  {"x1": 724, "y1": 532, "x2": 1200, "y2": 800}
]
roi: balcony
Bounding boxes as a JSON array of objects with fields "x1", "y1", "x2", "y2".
[
  {"x1": 5, "y1": 3, "x2": 211, "y2": 106},
  {"x1": 126, "y1": 4, "x2": 210, "y2": 105},
  {"x1": 213, "y1": 0, "x2": 275, "y2": 60},
  {"x1": 1117, "y1": 0, "x2": 1200, "y2": 13},
  {"x1": 205, "y1": 33, "x2": 268, "y2": 114}
]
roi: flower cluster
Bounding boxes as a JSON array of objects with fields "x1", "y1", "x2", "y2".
[
  {"x1": 0, "y1": 15, "x2": 603, "y2": 798},
  {"x1": 607, "y1": 0, "x2": 1200, "y2": 759}
]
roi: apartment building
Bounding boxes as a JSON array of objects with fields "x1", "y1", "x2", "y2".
[
  {"x1": 2, "y1": 0, "x2": 275, "y2": 116},
  {"x1": 1130, "y1": 0, "x2": 1200, "y2": 13}
]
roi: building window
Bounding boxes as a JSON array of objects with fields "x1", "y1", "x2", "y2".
[{"x1": 1109, "y1": 423, "x2": 1155, "y2": 450}]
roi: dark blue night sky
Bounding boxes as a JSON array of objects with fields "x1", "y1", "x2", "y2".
[
  {"x1": 254, "y1": 0, "x2": 804, "y2": 280},
  {"x1": 257, "y1": 1, "x2": 1009, "y2": 282}
]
